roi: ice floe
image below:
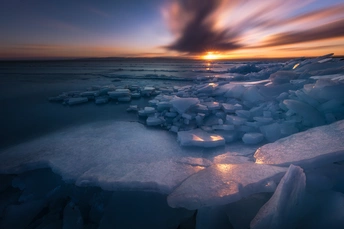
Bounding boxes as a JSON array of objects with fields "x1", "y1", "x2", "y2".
[
  {"x1": 254, "y1": 120, "x2": 344, "y2": 167},
  {"x1": 167, "y1": 163, "x2": 287, "y2": 210}
]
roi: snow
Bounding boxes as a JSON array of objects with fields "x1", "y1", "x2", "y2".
[
  {"x1": 167, "y1": 163, "x2": 287, "y2": 210},
  {"x1": 254, "y1": 120, "x2": 344, "y2": 167}
]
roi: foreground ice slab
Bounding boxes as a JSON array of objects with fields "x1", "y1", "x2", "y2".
[
  {"x1": 0, "y1": 121, "x2": 210, "y2": 194},
  {"x1": 167, "y1": 163, "x2": 286, "y2": 210},
  {"x1": 177, "y1": 129, "x2": 225, "y2": 148},
  {"x1": 254, "y1": 120, "x2": 344, "y2": 167},
  {"x1": 250, "y1": 165, "x2": 306, "y2": 229}
]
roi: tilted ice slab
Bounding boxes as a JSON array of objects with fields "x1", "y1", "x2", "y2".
[
  {"x1": 254, "y1": 120, "x2": 344, "y2": 167},
  {"x1": 0, "y1": 121, "x2": 211, "y2": 194},
  {"x1": 250, "y1": 165, "x2": 306, "y2": 229},
  {"x1": 167, "y1": 163, "x2": 287, "y2": 210},
  {"x1": 170, "y1": 97, "x2": 200, "y2": 114}
]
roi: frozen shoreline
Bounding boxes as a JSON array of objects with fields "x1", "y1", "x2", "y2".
[{"x1": 1, "y1": 54, "x2": 344, "y2": 228}]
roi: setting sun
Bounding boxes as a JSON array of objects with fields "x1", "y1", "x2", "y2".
[{"x1": 203, "y1": 52, "x2": 222, "y2": 60}]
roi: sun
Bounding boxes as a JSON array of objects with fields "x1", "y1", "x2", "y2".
[{"x1": 202, "y1": 51, "x2": 221, "y2": 60}]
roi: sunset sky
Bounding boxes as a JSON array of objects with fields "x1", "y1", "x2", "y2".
[{"x1": 1, "y1": 0, "x2": 344, "y2": 60}]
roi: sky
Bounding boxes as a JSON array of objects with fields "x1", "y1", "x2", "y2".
[{"x1": 0, "y1": 0, "x2": 343, "y2": 60}]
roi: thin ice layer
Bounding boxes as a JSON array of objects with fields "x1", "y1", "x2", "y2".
[
  {"x1": 254, "y1": 120, "x2": 344, "y2": 167},
  {"x1": 0, "y1": 121, "x2": 209, "y2": 194},
  {"x1": 167, "y1": 163, "x2": 286, "y2": 210}
]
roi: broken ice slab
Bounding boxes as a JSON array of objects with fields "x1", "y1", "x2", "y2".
[
  {"x1": 117, "y1": 96, "x2": 131, "y2": 102},
  {"x1": 167, "y1": 163, "x2": 287, "y2": 210},
  {"x1": 126, "y1": 105, "x2": 138, "y2": 112},
  {"x1": 242, "y1": 133, "x2": 264, "y2": 144},
  {"x1": 203, "y1": 102, "x2": 221, "y2": 110},
  {"x1": 80, "y1": 91, "x2": 99, "y2": 98},
  {"x1": 250, "y1": 165, "x2": 306, "y2": 229},
  {"x1": 171, "y1": 97, "x2": 200, "y2": 114},
  {"x1": 283, "y1": 99, "x2": 325, "y2": 127},
  {"x1": 222, "y1": 103, "x2": 242, "y2": 113},
  {"x1": 223, "y1": 84, "x2": 246, "y2": 98},
  {"x1": 138, "y1": 107, "x2": 156, "y2": 116},
  {"x1": 146, "y1": 116, "x2": 163, "y2": 126},
  {"x1": 108, "y1": 89, "x2": 130, "y2": 98},
  {"x1": 157, "y1": 101, "x2": 171, "y2": 111},
  {"x1": 131, "y1": 92, "x2": 141, "y2": 98},
  {"x1": 226, "y1": 115, "x2": 247, "y2": 126},
  {"x1": 177, "y1": 129, "x2": 225, "y2": 148},
  {"x1": 95, "y1": 96, "x2": 109, "y2": 105},
  {"x1": 67, "y1": 97, "x2": 88, "y2": 105},
  {"x1": 254, "y1": 120, "x2": 344, "y2": 167}
]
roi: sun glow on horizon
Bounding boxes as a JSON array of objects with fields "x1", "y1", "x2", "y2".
[{"x1": 203, "y1": 52, "x2": 222, "y2": 60}]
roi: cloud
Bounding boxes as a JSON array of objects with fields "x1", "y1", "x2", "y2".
[
  {"x1": 163, "y1": 0, "x2": 243, "y2": 53},
  {"x1": 163, "y1": 0, "x2": 344, "y2": 54},
  {"x1": 261, "y1": 19, "x2": 344, "y2": 47}
]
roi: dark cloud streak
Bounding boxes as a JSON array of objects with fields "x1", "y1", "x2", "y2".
[
  {"x1": 262, "y1": 19, "x2": 344, "y2": 47},
  {"x1": 165, "y1": 0, "x2": 242, "y2": 53}
]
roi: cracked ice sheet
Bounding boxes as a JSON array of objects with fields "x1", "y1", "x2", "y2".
[
  {"x1": 254, "y1": 120, "x2": 344, "y2": 167},
  {"x1": 0, "y1": 121, "x2": 213, "y2": 194},
  {"x1": 167, "y1": 163, "x2": 287, "y2": 210}
]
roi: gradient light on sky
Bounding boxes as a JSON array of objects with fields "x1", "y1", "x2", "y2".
[{"x1": 0, "y1": 0, "x2": 343, "y2": 60}]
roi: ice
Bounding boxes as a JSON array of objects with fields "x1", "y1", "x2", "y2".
[
  {"x1": 203, "y1": 102, "x2": 221, "y2": 110},
  {"x1": 242, "y1": 87, "x2": 265, "y2": 104},
  {"x1": 250, "y1": 165, "x2": 306, "y2": 229},
  {"x1": 177, "y1": 129, "x2": 225, "y2": 148},
  {"x1": 0, "y1": 200, "x2": 46, "y2": 228},
  {"x1": 226, "y1": 115, "x2": 247, "y2": 126},
  {"x1": 254, "y1": 120, "x2": 344, "y2": 167},
  {"x1": 117, "y1": 96, "x2": 131, "y2": 102},
  {"x1": 171, "y1": 97, "x2": 200, "y2": 114},
  {"x1": 138, "y1": 107, "x2": 156, "y2": 116},
  {"x1": 108, "y1": 89, "x2": 130, "y2": 98},
  {"x1": 0, "y1": 121, "x2": 209, "y2": 194},
  {"x1": 269, "y1": 71, "x2": 299, "y2": 84},
  {"x1": 167, "y1": 163, "x2": 286, "y2": 210},
  {"x1": 146, "y1": 116, "x2": 163, "y2": 126},
  {"x1": 63, "y1": 202, "x2": 83, "y2": 229},
  {"x1": 95, "y1": 96, "x2": 109, "y2": 105},
  {"x1": 195, "y1": 207, "x2": 232, "y2": 229},
  {"x1": 283, "y1": 99, "x2": 325, "y2": 126},
  {"x1": 222, "y1": 103, "x2": 242, "y2": 113},
  {"x1": 67, "y1": 97, "x2": 88, "y2": 105},
  {"x1": 242, "y1": 133, "x2": 264, "y2": 144},
  {"x1": 80, "y1": 91, "x2": 99, "y2": 98},
  {"x1": 299, "y1": 191, "x2": 344, "y2": 228},
  {"x1": 224, "y1": 84, "x2": 246, "y2": 99},
  {"x1": 259, "y1": 123, "x2": 281, "y2": 142}
]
